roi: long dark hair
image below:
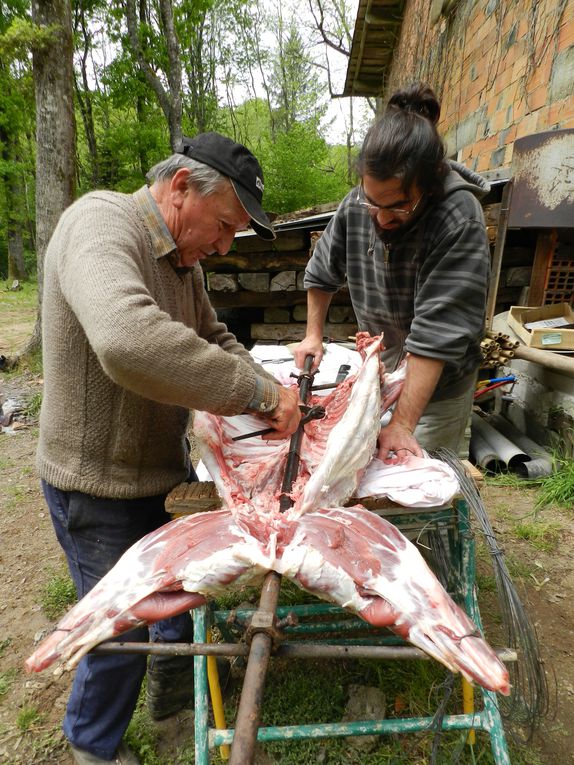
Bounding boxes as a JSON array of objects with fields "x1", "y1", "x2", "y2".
[{"x1": 356, "y1": 83, "x2": 448, "y2": 199}]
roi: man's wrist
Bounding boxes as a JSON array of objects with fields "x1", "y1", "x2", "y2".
[{"x1": 245, "y1": 376, "x2": 280, "y2": 415}]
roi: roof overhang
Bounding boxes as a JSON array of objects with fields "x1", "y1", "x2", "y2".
[{"x1": 343, "y1": 0, "x2": 405, "y2": 98}]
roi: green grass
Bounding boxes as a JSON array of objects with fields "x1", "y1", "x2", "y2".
[
  {"x1": 40, "y1": 568, "x2": 77, "y2": 619},
  {"x1": 16, "y1": 705, "x2": 43, "y2": 731},
  {"x1": 504, "y1": 553, "x2": 533, "y2": 580},
  {"x1": 512, "y1": 519, "x2": 561, "y2": 551},
  {"x1": 0, "y1": 637, "x2": 12, "y2": 659},
  {"x1": 535, "y1": 456, "x2": 574, "y2": 512},
  {"x1": 4, "y1": 484, "x2": 29, "y2": 511},
  {"x1": 0, "y1": 668, "x2": 18, "y2": 697},
  {"x1": 24, "y1": 390, "x2": 43, "y2": 417},
  {"x1": 125, "y1": 692, "x2": 163, "y2": 765}
]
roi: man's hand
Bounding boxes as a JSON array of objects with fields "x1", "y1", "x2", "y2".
[
  {"x1": 262, "y1": 386, "x2": 302, "y2": 440},
  {"x1": 293, "y1": 336, "x2": 324, "y2": 372},
  {"x1": 377, "y1": 420, "x2": 423, "y2": 464}
]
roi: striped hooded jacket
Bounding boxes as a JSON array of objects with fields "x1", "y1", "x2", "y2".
[{"x1": 304, "y1": 161, "x2": 491, "y2": 401}]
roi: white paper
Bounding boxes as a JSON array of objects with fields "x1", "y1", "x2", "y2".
[{"x1": 524, "y1": 316, "x2": 570, "y2": 330}]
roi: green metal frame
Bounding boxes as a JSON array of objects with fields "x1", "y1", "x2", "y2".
[{"x1": 192, "y1": 499, "x2": 511, "y2": 764}]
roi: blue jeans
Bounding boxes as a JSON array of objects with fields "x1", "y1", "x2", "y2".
[{"x1": 42, "y1": 481, "x2": 194, "y2": 760}]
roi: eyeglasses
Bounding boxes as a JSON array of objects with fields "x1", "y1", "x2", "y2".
[{"x1": 355, "y1": 184, "x2": 423, "y2": 219}]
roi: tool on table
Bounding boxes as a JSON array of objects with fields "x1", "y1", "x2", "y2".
[
  {"x1": 259, "y1": 357, "x2": 294, "y2": 364},
  {"x1": 231, "y1": 403, "x2": 326, "y2": 442},
  {"x1": 310, "y1": 363, "x2": 352, "y2": 392}
]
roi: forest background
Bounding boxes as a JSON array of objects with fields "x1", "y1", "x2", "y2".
[{"x1": 0, "y1": 0, "x2": 372, "y2": 290}]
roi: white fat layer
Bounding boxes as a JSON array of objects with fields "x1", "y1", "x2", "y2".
[
  {"x1": 298, "y1": 345, "x2": 382, "y2": 513},
  {"x1": 277, "y1": 541, "x2": 370, "y2": 612}
]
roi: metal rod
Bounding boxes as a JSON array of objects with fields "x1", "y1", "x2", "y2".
[
  {"x1": 228, "y1": 354, "x2": 315, "y2": 765},
  {"x1": 228, "y1": 572, "x2": 281, "y2": 765},
  {"x1": 212, "y1": 711, "x2": 493, "y2": 747},
  {"x1": 232, "y1": 426, "x2": 275, "y2": 441},
  {"x1": 93, "y1": 640, "x2": 517, "y2": 663},
  {"x1": 279, "y1": 354, "x2": 315, "y2": 513}
]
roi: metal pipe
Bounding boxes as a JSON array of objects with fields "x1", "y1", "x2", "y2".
[
  {"x1": 229, "y1": 573, "x2": 281, "y2": 765},
  {"x1": 512, "y1": 343, "x2": 574, "y2": 375},
  {"x1": 471, "y1": 412, "x2": 529, "y2": 471},
  {"x1": 469, "y1": 428, "x2": 501, "y2": 473},
  {"x1": 279, "y1": 354, "x2": 315, "y2": 511},
  {"x1": 487, "y1": 414, "x2": 553, "y2": 479},
  {"x1": 229, "y1": 355, "x2": 315, "y2": 765},
  {"x1": 93, "y1": 640, "x2": 517, "y2": 663}
]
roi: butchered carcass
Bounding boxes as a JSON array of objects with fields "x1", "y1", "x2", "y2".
[
  {"x1": 26, "y1": 334, "x2": 510, "y2": 696},
  {"x1": 25, "y1": 510, "x2": 265, "y2": 672}
]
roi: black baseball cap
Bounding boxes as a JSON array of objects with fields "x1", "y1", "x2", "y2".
[{"x1": 176, "y1": 132, "x2": 275, "y2": 240}]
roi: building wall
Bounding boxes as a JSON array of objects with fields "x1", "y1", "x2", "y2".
[{"x1": 385, "y1": 0, "x2": 574, "y2": 173}]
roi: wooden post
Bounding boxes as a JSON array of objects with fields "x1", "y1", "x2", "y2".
[{"x1": 528, "y1": 229, "x2": 558, "y2": 306}]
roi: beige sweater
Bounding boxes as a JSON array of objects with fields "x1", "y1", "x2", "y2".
[{"x1": 38, "y1": 188, "x2": 276, "y2": 498}]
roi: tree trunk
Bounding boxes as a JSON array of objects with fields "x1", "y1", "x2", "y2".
[
  {"x1": 125, "y1": 0, "x2": 182, "y2": 150},
  {"x1": 17, "y1": 0, "x2": 76, "y2": 366},
  {"x1": 0, "y1": 124, "x2": 28, "y2": 282}
]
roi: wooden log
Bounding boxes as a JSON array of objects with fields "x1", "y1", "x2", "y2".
[
  {"x1": 309, "y1": 231, "x2": 323, "y2": 255},
  {"x1": 165, "y1": 482, "x2": 222, "y2": 514},
  {"x1": 234, "y1": 232, "x2": 307, "y2": 253},
  {"x1": 251, "y1": 322, "x2": 358, "y2": 342},
  {"x1": 483, "y1": 203, "x2": 501, "y2": 227},
  {"x1": 264, "y1": 307, "x2": 291, "y2": 323},
  {"x1": 505, "y1": 266, "x2": 532, "y2": 287},
  {"x1": 238, "y1": 272, "x2": 270, "y2": 291},
  {"x1": 206, "y1": 273, "x2": 239, "y2": 292},
  {"x1": 292, "y1": 305, "x2": 308, "y2": 321},
  {"x1": 328, "y1": 305, "x2": 355, "y2": 323},
  {"x1": 207, "y1": 289, "x2": 350, "y2": 310},
  {"x1": 201, "y1": 251, "x2": 309, "y2": 272},
  {"x1": 501, "y1": 246, "x2": 535, "y2": 267},
  {"x1": 270, "y1": 271, "x2": 296, "y2": 291}
]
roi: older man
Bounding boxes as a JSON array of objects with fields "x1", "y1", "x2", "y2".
[{"x1": 37, "y1": 133, "x2": 301, "y2": 765}]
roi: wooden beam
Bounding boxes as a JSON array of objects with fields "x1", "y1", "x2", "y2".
[
  {"x1": 251, "y1": 323, "x2": 358, "y2": 342},
  {"x1": 208, "y1": 289, "x2": 351, "y2": 310},
  {"x1": 201, "y1": 252, "x2": 309, "y2": 272},
  {"x1": 528, "y1": 229, "x2": 558, "y2": 305}
]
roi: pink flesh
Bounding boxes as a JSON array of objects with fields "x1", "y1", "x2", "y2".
[{"x1": 26, "y1": 335, "x2": 510, "y2": 695}]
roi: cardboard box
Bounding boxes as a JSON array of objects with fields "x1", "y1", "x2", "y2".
[{"x1": 508, "y1": 304, "x2": 574, "y2": 350}]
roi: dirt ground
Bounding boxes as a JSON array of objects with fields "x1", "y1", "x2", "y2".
[{"x1": 1, "y1": 365, "x2": 573, "y2": 763}]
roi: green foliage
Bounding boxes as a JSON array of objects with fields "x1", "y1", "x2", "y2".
[
  {"x1": 258, "y1": 121, "x2": 351, "y2": 213},
  {"x1": 125, "y1": 693, "x2": 163, "y2": 765},
  {"x1": 535, "y1": 456, "x2": 574, "y2": 512},
  {"x1": 0, "y1": 18, "x2": 59, "y2": 60},
  {"x1": 0, "y1": 668, "x2": 18, "y2": 697},
  {"x1": 40, "y1": 568, "x2": 77, "y2": 620},
  {"x1": 24, "y1": 390, "x2": 42, "y2": 417},
  {"x1": 16, "y1": 705, "x2": 43, "y2": 731},
  {"x1": 513, "y1": 519, "x2": 561, "y2": 551}
]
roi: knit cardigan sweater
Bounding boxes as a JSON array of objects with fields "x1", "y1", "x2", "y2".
[{"x1": 38, "y1": 187, "x2": 275, "y2": 498}]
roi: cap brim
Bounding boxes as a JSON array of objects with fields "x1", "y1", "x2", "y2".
[{"x1": 229, "y1": 179, "x2": 276, "y2": 241}]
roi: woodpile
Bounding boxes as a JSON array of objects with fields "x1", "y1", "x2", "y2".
[
  {"x1": 480, "y1": 329, "x2": 520, "y2": 368},
  {"x1": 201, "y1": 227, "x2": 358, "y2": 343},
  {"x1": 198, "y1": 194, "x2": 539, "y2": 346}
]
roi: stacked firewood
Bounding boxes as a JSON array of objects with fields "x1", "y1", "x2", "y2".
[{"x1": 480, "y1": 330, "x2": 519, "y2": 368}]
